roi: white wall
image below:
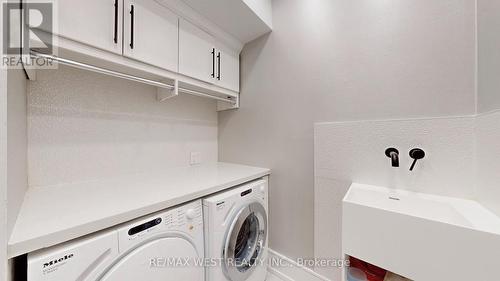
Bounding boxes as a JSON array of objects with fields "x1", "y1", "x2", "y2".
[
  {"x1": 476, "y1": 1, "x2": 500, "y2": 219},
  {"x1": 0, "y1": 49, "x2": 8, "y2": 281},
  {"x1": 28, "y1": 66, "x2": 218, "y2": 187},
  {"x1": 243, "y1": 0, "x2": 272, "y2": 27},
  {"x1": 0, "y1": 11, "x2": 11, "y2": 279},
  {"x1": 6, "y1": 69, "x2": 27, "y2": 239},
  {"x1": 477, "y1": 0, "x2": 500, "y2": 113},
  {"x1": 219, "y1": 0, "x2": 476, "y2": 263}
]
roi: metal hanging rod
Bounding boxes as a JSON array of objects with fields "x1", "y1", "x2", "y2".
[
  {"x1": 178, "y1": 87, "x2": 235, "y2": 103},
  {"x1": 31, "y1": 51, "x2": 174, "y2": 90},
  {"x1": 30, "y1": 51, "x2": 236, "y2": 105}
]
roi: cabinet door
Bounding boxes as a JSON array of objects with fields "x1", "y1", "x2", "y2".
[
  {"x1": 215, "y1": 46, "x2": 240, "y2": 92},
  {"x1": 123, "y1": 0, "x2": 178, "y2": 72},
  {"x1": 179, "y1": 19, "x2": 215, "y2": 84},
  {"x1": 54, "y1": 0, "x2": 123, "y2": 54}
]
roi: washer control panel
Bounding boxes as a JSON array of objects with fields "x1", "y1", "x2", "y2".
[{"x1": 117, "y1": 200, "x2": 203, "y2": 252}]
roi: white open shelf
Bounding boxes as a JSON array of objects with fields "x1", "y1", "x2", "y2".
[{"x1": 28, "y1": 48, "x2": 239, "y2": 111}]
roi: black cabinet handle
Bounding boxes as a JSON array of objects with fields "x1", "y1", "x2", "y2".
[
  {"x1": 113, "y1": 0, "x2": 118, "y2": 44},
  {"x1": 217, "y1": 51, "x2": 221, "y2": 80},
  {"x1": 211, "y1": 48, "x2": 215, "y2": 78},
  {"x1": 129, "y1": 5, "x2": 134, "y2": 49}
]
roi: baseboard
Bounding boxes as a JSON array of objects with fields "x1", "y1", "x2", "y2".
[{"x1": 267, "y1": 249, "x2": 332, "y2": 281}]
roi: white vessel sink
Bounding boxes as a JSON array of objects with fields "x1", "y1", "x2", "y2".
[{"x1": 342, "y1": 183, "x2": 500, "y2": 281}]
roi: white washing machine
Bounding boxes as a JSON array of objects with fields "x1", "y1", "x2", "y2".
[
  {"x1": 27, "y1": 200, "x2": 204, "y2": 281},
  {"x1": 203, "y1": 177, "x2": 269, "y2": 281}
]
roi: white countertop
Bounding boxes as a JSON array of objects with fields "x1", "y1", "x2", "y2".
[{"x1": 8, "y1": 162, "x2": 270, "y2": 258}]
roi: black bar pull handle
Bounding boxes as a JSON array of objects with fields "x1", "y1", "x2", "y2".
[
  {"x1": 211, "y1": 48, "x2": 215, "y2": 78},
  {"x1": 129, "y1": 4, "x2": 134, "y2": 49},
  {"x1": 217, "y1": 51, "x2": 221, "y2": 80},
  {"x1": 113, "y1": 0, "x2": 118, "y2": 44}
]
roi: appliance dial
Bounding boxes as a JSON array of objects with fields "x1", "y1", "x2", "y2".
[{"x1": 186, "y1": 209, "x2": 197, "y2": 220}]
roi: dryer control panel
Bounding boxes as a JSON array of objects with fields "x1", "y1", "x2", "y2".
[{"x1": 117, "y1": 200, "x2": 203, "y2": 252}]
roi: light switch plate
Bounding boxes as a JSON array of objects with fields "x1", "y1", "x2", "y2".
[{"x1": 190, "y1": 152, "x2": 202, "y2": 165}]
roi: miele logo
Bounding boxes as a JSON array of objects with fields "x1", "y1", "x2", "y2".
[{"x1": 43, "y1": 254, "x2": 74, "y2": 268}]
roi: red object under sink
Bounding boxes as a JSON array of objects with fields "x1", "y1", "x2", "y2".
[{"x1": 349, "y1": 256, "x2": 387, "y2": 281}]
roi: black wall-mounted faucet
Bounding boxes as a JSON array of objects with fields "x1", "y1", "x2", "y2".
[
  {"x1": 385, "y1": 148, "x2": 399, "y2": 167},
  {"x1": 409, "y1": 148, "x2": 425, "y2": 171}
]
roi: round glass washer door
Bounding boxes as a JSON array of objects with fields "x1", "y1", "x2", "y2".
[
  {"x1": 99, "y1": 236, "x2": 203, "y2": 281},
  {"x1": 223, "y1": 202, "x2": 267, "y2": 281}
]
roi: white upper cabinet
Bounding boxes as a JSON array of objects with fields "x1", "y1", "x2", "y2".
[
  {"x1": 123, "y1": 0, "x2": 179, "y2": 72},
  {"x1": 55, "y1": 0, "x2": 123, "y2": 55},
  {"x1": 179, "y1": 19, "x2": 215, "y2": 84},
  {"x1": 215, "y1": 46, "x2": 240, "y2": 92},
  {"x1": 39, "y1": 0, "x2": 244, "y2": 102},
  {"x1": 179, "y1": 19, "x2": 240, "y2": 92}
]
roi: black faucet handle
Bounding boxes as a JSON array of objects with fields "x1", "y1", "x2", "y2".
[{"x1": 409, "y1": 148, "x2": 425, "y2": 171}]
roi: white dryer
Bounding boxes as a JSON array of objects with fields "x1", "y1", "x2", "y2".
[
  {"x1": 203, "y1": 178, "x2": 269, "y2": 281},
  {"x1": 28, "y1": 200, "x2": 204, "y2": 281}
]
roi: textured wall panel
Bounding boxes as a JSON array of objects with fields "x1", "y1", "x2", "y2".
[
  {"x1": 315, "y1": 117, "x2": 476, "y2": 198},
  {"x1": 28, "y1": 66, "x2": 218, "y2": 187}
]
